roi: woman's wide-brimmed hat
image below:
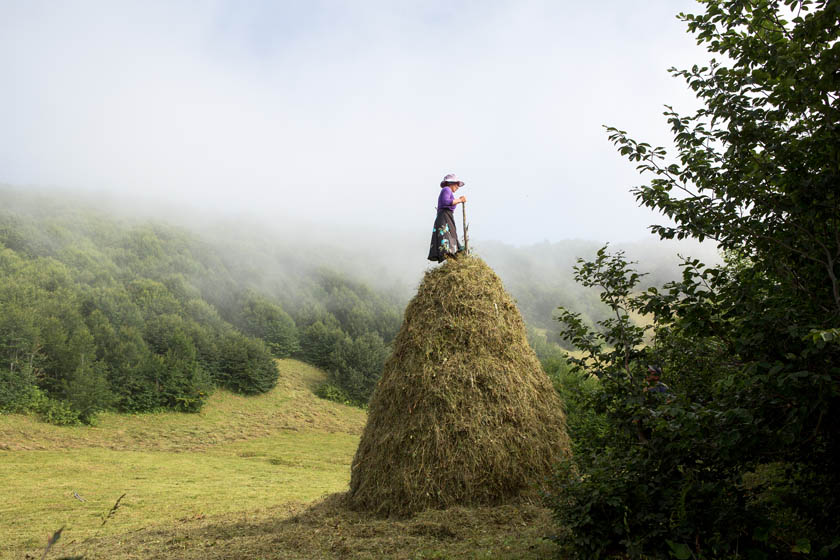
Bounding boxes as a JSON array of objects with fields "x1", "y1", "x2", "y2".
[{"x1": 440, "y1": 173, "x2": 465, "y2": 187}]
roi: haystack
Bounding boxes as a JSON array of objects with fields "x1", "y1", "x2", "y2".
[{"x1": 348, "y1": 255, "x2": 571, "y2": 516}]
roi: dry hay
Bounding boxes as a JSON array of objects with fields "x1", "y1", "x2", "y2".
[{"x1": 349, "y1": 255, "x2": 571, "y2": 515}]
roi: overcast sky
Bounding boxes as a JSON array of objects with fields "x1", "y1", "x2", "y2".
[{"x1": 1, "y1": 0, "x2": 707, "y2": 245}]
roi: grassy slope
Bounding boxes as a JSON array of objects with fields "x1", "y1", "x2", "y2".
[{"x1": 0, "y1": 360, "x2": 557, "y2": 560}]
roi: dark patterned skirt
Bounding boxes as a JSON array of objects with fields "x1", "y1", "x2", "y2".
[{"x1": 427, "y1": 209, "x2": 462, "y2": 262}]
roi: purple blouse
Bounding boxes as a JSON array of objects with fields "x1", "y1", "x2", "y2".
[{"x1": 437, "y1": 187, "x2": 456, "y2": 212}]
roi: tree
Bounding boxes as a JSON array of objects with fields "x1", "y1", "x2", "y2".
[
  {"x1": 325, "y1": 332, "x2": 389, "y2": 405},
  {"x1": 298, "y1": 320, "x2": 345, "y2": 369},
  {"x1": 105, "y1": 326, "x2": 159, "y2": 412},
  {"x1": 155, "y1": 331, "x2": 212, "y2": 412},
  {"x1": 217, "y1": 332, "x2": 278, "y2": 395},
  {"x1": 61, "y1": 356, "x2": 113, "y2": 424},
  {"x1": 551, "y1": 1, "x2": 840, "y2": 557},
  {"x1": 235, "y1": 292, "x2": 299, "y2": 358}
]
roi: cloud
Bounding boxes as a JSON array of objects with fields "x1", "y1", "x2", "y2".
[{"x1": 1, "y1": 0, "x2": 706, "y2": 244}]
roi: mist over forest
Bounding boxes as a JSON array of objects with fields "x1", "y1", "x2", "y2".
[
  {"x1": 1, "y1": 182, "x2": 720, "y2": 328},
  {"x1": 0, "y1": 181, "x2": 719, "y2": 421}
]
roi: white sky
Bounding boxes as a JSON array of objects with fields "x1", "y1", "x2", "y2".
[{"x1": 1, "y1": 0, "x2": 707, "y2": 245}]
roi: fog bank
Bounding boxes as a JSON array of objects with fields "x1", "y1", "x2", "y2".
[{"x1": 1, "y1": 1, "x2": 705, "y2": 244}]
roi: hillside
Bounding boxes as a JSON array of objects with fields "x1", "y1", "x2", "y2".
[
  {"x1": 0, "y1": 359, "x2": 556, "y2": 560},
  {"x1": 0, "y1": 360, "x2": 362, "y2": 556},
  {"x1": 0, "y1": 360, "x2": 365, "y2": 453},
  {"x1": 0, "y1": 186, "x2": 403, "y2": 419}
]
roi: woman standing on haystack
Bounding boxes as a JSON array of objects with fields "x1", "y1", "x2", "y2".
[{"x1": 428, "y1": 173, "x2": 467, "y2": 262}]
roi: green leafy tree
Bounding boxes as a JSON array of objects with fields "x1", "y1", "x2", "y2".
[
  {"x1": 315, "y1": 269, "x2": 402, "y2": 341},
  {"x1": 61, "y1": 357, "x2": 113, "y2": 424},
  {"x1": 298, "y1": 320, "x2": 345, "y2": 369},
  {"x1": 0, "y1": 356, "x2": 43, "y2": 413},
  {"x1": 142, "y1": 314, "x2": 213, "y2": 410},
  {"x1": 217, "y1": 332, "x2": 278, "y2": 394},
  {"x1": 325, "y1": 332, "x2": 389, "y2": 406},
  {"x1": 105, "y1": 326, "x2": 160, "y2": 412},
  {"x1": 235, "y1": 292, "x2": 299, "y2": 358},
  {"x1": 551, "y1": 1, "x2": 840, "y2": 558},
  {"x1": 155, "y1": 332, "x2": 212, "y2": 412}
]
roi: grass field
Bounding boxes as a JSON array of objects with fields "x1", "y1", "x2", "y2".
[{"x1": 0, "y1": 359, "x2": 558, "y2": 559}]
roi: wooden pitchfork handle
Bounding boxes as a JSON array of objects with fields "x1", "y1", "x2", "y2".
[{"x1": 462, "y1": 201, "x2": 469, "y2": 254}]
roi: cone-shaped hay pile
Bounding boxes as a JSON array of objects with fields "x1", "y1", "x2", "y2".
[{"x1": 349, "y1": 255, "x2": 571, "y2": 516}]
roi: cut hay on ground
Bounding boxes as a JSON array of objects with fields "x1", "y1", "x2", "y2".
[{"x1": 349, "y1": 255, "x2": 571, "y2": 516}]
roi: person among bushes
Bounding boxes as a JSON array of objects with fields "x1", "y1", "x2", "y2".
[
  {"x1": 427, "y1": 173, "x2": 466, "y2": 262},
  {"x1": 643, "y1": 365, "x2": 669, "y2": 395}
]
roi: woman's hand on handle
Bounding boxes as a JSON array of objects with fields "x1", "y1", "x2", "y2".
[{"x1": 459, "y1": 196, "x2": 467, "y2": 204}]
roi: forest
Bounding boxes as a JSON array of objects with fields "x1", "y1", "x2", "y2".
[{"x1": 0, "y1": 189, "x2": 401, "y2": 421}]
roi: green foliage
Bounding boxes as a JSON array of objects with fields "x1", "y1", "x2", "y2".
[
  {"x1": 298, "y1": 314, "x2": 391, "y2": 406},
  {"x1": 218, "y1": 333, "x2": 278, "y2": 395},
  {"x1": 298, "y1": 320, "x2": 345, "y2": 370},
  {"x1": 0, "y1": 363, "x2": 43, "y2": 413},
  {"x1": 0, "y1": 196, "x2": 404, "y2": 419},
  {"x1": 314, "y1": 269, "x2": 402, "y2": 341},
  {"x1": 325, "y1": 332, "x2": 390, "y2": 406},
  {"x1": 551, "y1": 2, "x2": 840, "y2": 557},
  {"x1": 36, "y1": 397, "x2": 83, "y2": 426},
  {"x1": 145, "y1": 318, "x2": 214, "y2": 412},
  {"x1": 314, "y1": 382, "x2": 355, "y2": 406},
  {"x1": 529, "y1": 326, "x2": 608, "y2": 451},
  {"x1": 233, "y1": 291, "x2": 299, "y2": 358},
  {"x1": 549, "y1": 250, "x2": 784, "y2": 558},
  {"x1": 527, "y1": 327, "x2": 570, "y2": 376},
  {"x1": 550, "y1": 369, "x2": 607, "y2": 457},
  {"x1": 61, "y1": 358, "x2": 113, "y2": 424},
  {"x1": 0, "y1": 205, "x2": 281, "y2": 422},
  {"x1": 0, "y1": 352, "x2": 83, "y2": 425}
]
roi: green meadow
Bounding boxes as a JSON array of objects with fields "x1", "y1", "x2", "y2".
[{"x1": 0, "y1": 359, "x2": 557, "y2": 559}]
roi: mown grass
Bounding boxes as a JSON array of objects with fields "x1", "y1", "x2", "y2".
[
  {"x1": 62, "y1": 495, "x2": 558, "y2": 560},
  {"x1": 0, "y1": 431, "x2": 360, "y2": 557},
  {"x1": 0, "y1": 359, "x2": 558, "y2": 559}
]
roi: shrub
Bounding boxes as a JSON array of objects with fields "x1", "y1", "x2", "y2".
[
  {"x1": 0, "y1": 364, "x2": 42, "y2": 413},
  {"x1": 37, "y1": 397, "x2": 82, "y2": 426},
  {"x1": 315, "y1": 382, "x2": 354, "y2": 406}
]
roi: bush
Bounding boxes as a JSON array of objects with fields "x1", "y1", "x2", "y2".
[
  {"x1": 315, "y1": 382, "x2": 354, "y2": 406},
  {"x1": 37, "y1": 397, "x2": 82, "y2": 426},
  {"x1": 549, "y1": 368, "x2": 607, "y2": 456},
  {"x1": 550, "y1": 247, "x2": 840, "y2": 558},
  {"x1": 0, "y1": 365, "x2": 41, "y2": 413}
]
